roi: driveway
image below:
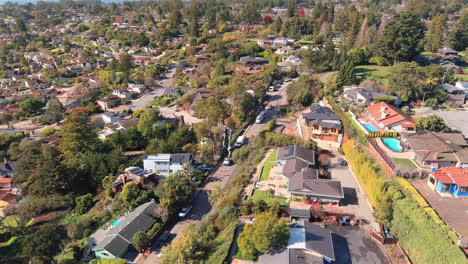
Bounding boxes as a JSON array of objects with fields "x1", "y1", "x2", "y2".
[{"x1": 328, "y1": 153, "x2": 379, "y2": 231}]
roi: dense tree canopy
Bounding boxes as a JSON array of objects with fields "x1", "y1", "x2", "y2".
[
  {"x1": 415, "y1": 115, "x2": 451, "y2": 132},
  {"x1": 378, "y1": 12, "x2": 425, "y2": 63}
]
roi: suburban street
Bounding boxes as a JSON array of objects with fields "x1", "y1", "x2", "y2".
[
  {"x1": 135, "y1": 164, "x2": 237, "y2": 264},
  {"x1": 244, "y1": 77, "x2": 294, "y2": 138}
]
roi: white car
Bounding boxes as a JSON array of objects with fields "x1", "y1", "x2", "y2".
[
  {"x1": 223, "y1": 158, "x2": 233, "y2": 166},
  {"x1": 178, "y1": 206, "x2": 192, "y2": 218}
]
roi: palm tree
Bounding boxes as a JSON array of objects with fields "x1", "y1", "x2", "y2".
[{"x1": 0, "y1": 113, "x2": 14, "y2": 128}]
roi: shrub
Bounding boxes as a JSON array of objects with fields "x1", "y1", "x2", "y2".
[{"x1": 146, "y1": 223, "x2": 161, "y2": 240}]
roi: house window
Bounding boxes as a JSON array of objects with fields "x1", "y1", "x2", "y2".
[
  {"x1": 313, "y1": 125, "x2": 319, "y2": 130},
  {"x1": 323, "y1": 128, "x2": 328, "y2": 133},
  {"x1": 102, "y1": 252, "x2": 109, "y2": 256},
  {"x1": 429, "y1": 176, "x2": 435, "y2": 185},
  {"x1": 330, "y1": 128, "x2": 336, "y2": 133},
  {"x1": 460, "y1": 187, "x2": 468, "y2": 193}
]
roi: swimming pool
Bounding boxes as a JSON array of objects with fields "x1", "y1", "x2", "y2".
[
  {"x1": 111, "y1": 221, "x2": 120, "y2": 226},
  {"x1": 382, "y1": 138, "x2": 403, "y2": 152},
  {"x1": 362, "y1": 123, "x2": 379, "y2": 132}
]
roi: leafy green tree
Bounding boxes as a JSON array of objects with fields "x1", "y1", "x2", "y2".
[
  {"x1": 425, "y1": 14, "x2": 447, "y2": 52},
  {"x1": 287, "y1": 0, "x2": 297, "y2": 17},
  {"x1": 336, "y1": 59, "x2": 357, "y2": 88},
  {"x1": 271, "y1": 16, "x2": 283, "y2": 34},
  {"x1": 42, "y1": 96, "x2": 65, "y2": 124},
  {"x1": 20, "y1": 98, "x2": 45, "y2": 116},
  {"x1": 0, "y1": 112, "x2": 13, "y2": 127},
  {"x1": 75, "y1": 193, "x2": 95, "y2": 214},
  {"x1": 132, "y1": 231, "x2": 150, "y2": 250},
  {"x1": 160, "y1": 225, "x2": 205, "y2": 264},
  {"x1": 194, "y1": 96, "x2": 231, "y2": 124},
  {"x1": 22, "y1": 225, "x2": 66, "y2": 262},
  {"x1": 118, "y1": 53, "x2": 133, "y2": 72},
  {"x1": 238, "y1": 211, "x2": 289, "y2": 257},
  {"x1": 450, "y1": 10, "x2": 468, "y2": 51},
  {"x1": 59, "y1": 110, "x2": 99, "y2": 160},
  {"x1": 415, "y1": 115, "x2": 451, "y2": 132},
  {"x1": 240, "y1": 1, "x2": 261, "y2": 24},
  {"x1": 168, "y1": 8, "x2": 182, "y2": 31},
  {"x1": 22, "y1": 146, "x2": 72, "y2": 197},
  {"x1": 155, "y1": 171, "x2": 195, "y2": 217},
  {"x1": 137, "y1": 108, "x2": 160, "y2": 138},
  {"x1": 119, "y1": 182, "x2": 151, "y2": 209},
  {"x1": 15, "y1": 18, "x2": 27, "y2": 32},
  {"x1": 378, "y1": 12, "x2": 425, "y2": 63}
]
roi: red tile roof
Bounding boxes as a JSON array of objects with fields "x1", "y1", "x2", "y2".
[
  {"x1": 433, "y1": 167, "x2": 468, "y2": 187},
  {"x1": 366, "y1": 102, "x2": 415, "y2": 127}
]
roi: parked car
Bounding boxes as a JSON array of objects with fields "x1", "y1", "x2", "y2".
[
  {"x1": 159, "y1": 231, "x2": 171, "y2": 245},
  {"x1": 338, "y1": 158, "x2": 348, "y2": 166},
  {"x1": 234, "y1": 136, "x2": 246, "y2": 148},
  {"x1": 195, "y1": 165, "x2": 212, "y2": 172},
  {"x1": 255, "y1": 111, "x2": 266, "y2": 124},
  {"x1": 223, "y1": 157, "x2": 233, "y2": 166},
  {"x1": 284, "y1": 78, "x2": 291, "y2": 82},
  {"x1": 178, "y1": 206, "x2": 192, "y2": 218},
  {"x1": 265, "y1": 105, "x2": 272, "y2": 110}
]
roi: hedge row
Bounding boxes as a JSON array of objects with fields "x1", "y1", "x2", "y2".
[
  {"x1": 343, "y1": 140, "x2": 466, "y2": 263},
  {"x1": 367, "y1": 131, "x2": 399, "y2": 138},
  {"x1": 393, "y1": 177, "x2": 459, "y2": 244}
]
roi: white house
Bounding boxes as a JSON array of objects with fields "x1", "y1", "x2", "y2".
[
  {"x1": 112, "y1": 89, "x2": 131, "y2": 99},
  {"x1": 127, "y1": 83, "x2": 146, "y2": 94},
  {"x1": 275, "y1": 46, "x2": 294, "y2": 55},
  {"x1": 143, "y1": 153, "x2": 193, "y2": 176},
  {"x1": 282, "y1": 55, "x2": 301, "y2": 65},
  {"x1": 101, "y1": 112, "x2": 122, "y2": 124}
]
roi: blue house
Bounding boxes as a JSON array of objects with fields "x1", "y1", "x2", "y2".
[{"x1": 427, "y1": 168, "x2": 468, "y2": 197}]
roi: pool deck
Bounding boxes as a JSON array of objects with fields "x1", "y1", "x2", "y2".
[{"x1": 374, "y1": 137, "x2": 415, "y2": 160}]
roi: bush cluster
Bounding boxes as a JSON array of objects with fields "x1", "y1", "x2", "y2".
[{"x1": 367, "y1": 131, "x2": 399, "y2": 138}]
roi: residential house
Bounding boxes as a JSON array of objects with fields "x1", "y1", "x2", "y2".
[
  {"x1": 96, "y1": 96, "x2": 120, "y2": 110},
  {"x1": 258, "y1": 220, "x2": 336, "y2": 264},
  {"x1": 276, "y1": 145, "x2": 343, "y2": 203},
  {"x1": 282, "y1": 55, "x2": 301, "y2": 65},
  {"x1": 234, "y1": 65, "x2": 265, "y2": 76},
  {"x1": 190, "y1": 88, "x2": 212, "y2": 115},
  {"x1": 298, "y1": 104, "x2": 342, "y2": 142},
  {"x1": 112, "y1": 89, "x2": 132, "y2": 99},
  {"x1": 427, "y1": 167, "x2": 468, "y2": 197},
  {"x1": 112, "y1": 167, "x2": 158, "y2": 193},
  {"x1": 441, "y1": 83, "x2": 466, "y2": 104},
  {"x1": 401, "y1": 130, "x2": 468, "y2": 169},
  {"x1": 275, "y1": 46, "x2": 294, "y2": 55},
  {"x1": 239, "y1": 56, "x2": 269, "y2": 66},
  {"x1": 257, "y1": 36, "x2": 275, "y2": 48},
  {"x1": 287, "y1": 167, "x2": 344, "y2": 203},
  {"x1": 343, "y1": 86, "x2": 399, "y2": 106},
  {"x1": 127, "y1": 83, "x2": 146, "y2": 94},
  {"x1": 102, "y1": 112, "x2": 123, "y2": 124},
  {"x1": 277, "y1": 145, "x2": 315, "y2": 167},
  {"x1": 98, "y1": 117, "x2": 139, "y2": 139},
  {"x1": 143, "y1": 153, "x2": 193, "y2": 176},
  {"x1": 365, "y1": 102, "x2": 415, "y2": 132},
  {"x1": 430, "y1": 48, "x2": 460, "y2": 64},
  {"x1": 91, "y1": 201, "x2": 161, "y2": 259},
  {"x1": 273, "y1": 37, "x2": 294, "y2": 47}
]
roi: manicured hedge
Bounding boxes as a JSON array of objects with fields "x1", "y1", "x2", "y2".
[{"x1": 367, "y1": 131, "x2": 399, "y2": 138}]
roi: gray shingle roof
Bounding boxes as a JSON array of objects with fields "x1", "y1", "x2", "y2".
[
  {"x1": 94, "y1": 201, "x2": 159, "y2": 256},
  {"x1": 290, "y1": 220, "x2": 335, "y2": 261},
  {"x1": 170, "y1": 153, "x2": 193, "y2": 163},
  {"x1": 277, "y1": 145, "x2": 315, "y2": 166},
  {"x1": 289, "y1": 168, "x2": 343, "y2": 199}
]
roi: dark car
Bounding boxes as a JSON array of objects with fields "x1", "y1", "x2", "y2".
[
  {"x1": 338, "y1": 158, "x2": 348, "y2": 166},
  {"x1": 159, "y1": 231, "x2": 171, "y2": 245}
]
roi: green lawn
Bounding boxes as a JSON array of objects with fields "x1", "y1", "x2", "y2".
[
  {"x1": 354, "y1": 65, "x2": 391, "y2": 86},
  {"x1": 393, "y1": 158, "x2": 417, "y2": 169},
  {"x1": 421, "y1": 51, "x2": 433, "y2": 56},
  {"x1": 297, "y1": 40, "x2": 314, "y2": 44},
  {"x1": 249, "y1": 190, "x2": 288, "y2": 206},
  {"x1": 234, "y1": 247, "x2": 257, "y2": 260},
  {"x1": 267, "y1": 149, "x2": 278, "y2": 162},
  {"x1": 260, "y1": 161, "x2": 278, "y2": 180}
]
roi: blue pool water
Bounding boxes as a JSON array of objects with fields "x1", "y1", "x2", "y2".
[
  {"x1": 112, "y1": 221, "x2": 120, "y2": 226},
  {"x1": 362, "y1": 123, "x2": 379, "y2": 132},
  {"x1": 382, "y1": 138, "x2": 403, "y2": 152}
]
